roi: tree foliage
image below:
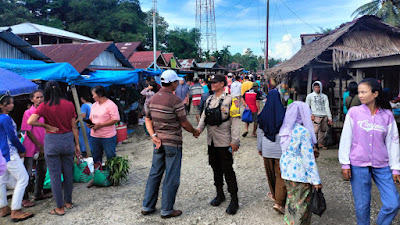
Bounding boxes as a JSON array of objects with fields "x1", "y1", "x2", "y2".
[
  {"x1": 165, "y1": 28, "x2": 200, "y2": 60},
  {"x1": 352, "y1": 0, "x2": 400, "y2": 27}
]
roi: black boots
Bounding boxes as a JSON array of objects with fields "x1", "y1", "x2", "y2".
[
  {"x1": 210, "y1": 187, "x2": 225, "y2": 206},
  {"x1": 226, "y1": 193, "x2": 239, "y2": 215}
]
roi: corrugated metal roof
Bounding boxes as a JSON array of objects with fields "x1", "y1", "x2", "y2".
[
  {"x1": 178, "y1": 59, "x2": 196, "y2": 70},
  {"x1": 129, "y1": 51, "x2": 166, "y2": 69},
  {"x1": 35, "y1": 42, "x2": 132, "y2": 73},
  {"x1": 162, "y1": 53, "x2": 173, "y2": 63},
  {"x1": 0, "y1": 23, "x2": 101, "y2": 43},
  {"x1": 0, "y1": 31, "x2": 50, "y2": 61},
  {"x1": 115, "y1": 42, "x2": 143, "y2": 58},
  {"x1": 197, "y1": 62, "x2": 217, "y2": 68}
]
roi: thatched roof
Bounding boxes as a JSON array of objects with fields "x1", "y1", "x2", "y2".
[{"x1": 267, "y1": 15, "x2": 400, "y2": 80}]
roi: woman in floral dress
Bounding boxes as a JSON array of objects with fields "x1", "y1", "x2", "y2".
[{"x1": 279, "y1": 101, "x2": 322, "y2": 225}]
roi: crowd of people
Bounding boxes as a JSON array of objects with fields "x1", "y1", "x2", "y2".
[{"x1": 1, "y1": 69, "x2": 400, "y2": 224}]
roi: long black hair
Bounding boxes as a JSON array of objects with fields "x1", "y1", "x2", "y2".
[
  {"x1": 348, "y1": 81, "x2": 358, "y2": 97},
  {"x1": 359, "y1": 78, "x2": 391, "y2": 110},
  {"x1": 44, "y1": 80, "x2": 63, "y2": 106},
  {"x1": 149, "y1": 81, "x2": 159, "y2": 93},
  {"x1": 0, "y1": 95, "x2": 13, "y2": 114}
]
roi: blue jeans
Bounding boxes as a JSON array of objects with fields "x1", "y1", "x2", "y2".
[
  {"x1": 142, "y1": 144, "x2": 182, "y2": 216},
  {"x1": 90, "y1": 136, "x2": 117, "y2": 163},
  {"x1": 350, "y1": 166, "x2": 400, "y2": 225},
  {"x1": 78, "y1": 126, "x2": 91, "y2": 153}
]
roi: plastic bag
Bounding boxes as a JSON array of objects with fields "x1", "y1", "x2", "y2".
[
  {"x1": 43, "y1": 169, "x2": 64, "y2": 189},
  {"x1": 73, "y1": 161, "x2": 93, "y2": 183},
  {"x1": 93, "y1": 167, "x2": 112, "y2": 187},
  {"x1": 310, "y1": 188, "x2": 326, "y2": 216},
  {"x1": 324, "y1": 125, "x2": 338, "y2": 147},
  {"x1": 242, "y1": 109, "x2": 253, "y2": 123}
]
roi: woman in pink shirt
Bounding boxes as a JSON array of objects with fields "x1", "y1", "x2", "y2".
[
  {"x1": 89, "y1": 86, "x2": 120, "y2": 164},
  {"x1": 21, "y1": 90, "x2": 52, "y2": 208},
  {"x1": 339, "y1": 78, "x2": 400, "y2": 225}
]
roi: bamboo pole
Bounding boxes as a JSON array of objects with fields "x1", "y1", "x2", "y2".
[
  {"x1": 71, "y1": 85, "x2": 91, "y2": 157},
  {"x1": 307, "y1": 66, "x2": 313, "y2": 95}
]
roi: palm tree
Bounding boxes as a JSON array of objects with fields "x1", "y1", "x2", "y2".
[
  {"x1": 219, "y1": 46, "x2": 231, "y2": 66},
  {"x1": 202, "y1": 50, "x2": 211, "y2": 62},
  {"x1": 352, "y1": 0, "x2": 400, "y2": 27}
]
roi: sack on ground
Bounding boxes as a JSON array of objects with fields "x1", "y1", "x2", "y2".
[
  {"x1": 242, "y1": 109, "x2": 253, "y2": 123},
  {"x1": 93, "y1": 167, "x2": 112, "y2": 187},
  {"x1": 73, "y1": 161, "x2": 93, "y2": 183},
  {"x1": 310, "y1": 188, "x2": 326, "y2": 216},
  {"x1": 43, "y1": 168, "x2": 64, "y2": 189}
]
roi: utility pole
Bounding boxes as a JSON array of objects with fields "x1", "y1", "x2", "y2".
[{"x1": 153, "y1": 0, "x2": 159, "y2": 70}]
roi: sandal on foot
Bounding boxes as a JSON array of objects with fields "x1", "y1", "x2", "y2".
[
  {"x1": 11, "y1": 211, "x2": 34, "y2": 222},
  {"x1": 49, "y1": 209, "x2": 65, "y2": 216},
  {"x1": 0, "y1": 206, "x2": 11, "y2": 217},
  {"x1": 22, "y1": 200, "x2": 35, "y2": 208},
  {"x1": 64, "y1": 203, "x2": 75, "y2": 210},
  {"x1": 242, "y1": 131, "x2": 248, "y2": 137},
  {"x1": 34, "y1": 193, "x2": 53, "y2": 201},
  {"x1": 267, "y1": 192, "x2": 275, "y2": 202},
  {"x1": 273, "y1": 204, "x2": 285, "y2": 214}
]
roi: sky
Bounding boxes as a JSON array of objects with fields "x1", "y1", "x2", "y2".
[{"x1": 141, "y1": 0, "x2": 371, "y2": 60}]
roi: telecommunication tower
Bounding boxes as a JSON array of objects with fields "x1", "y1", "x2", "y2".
[{"x1": 196, "y1": 0, "x2": 217, "y2": 56}]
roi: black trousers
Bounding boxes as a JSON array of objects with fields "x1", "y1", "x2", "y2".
[{"x1": 208, "y1": 142, "x2": 238, "y2": 194}]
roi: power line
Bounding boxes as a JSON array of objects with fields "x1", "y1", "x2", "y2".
[
  {"x1": 277, "y1": 0, "x2": 318, "y2": 32},
  {"x1": 274, "y1": 0, "x2": 295, "y2": 49},
  {"x1": 215, "y1": 0, "x2": 245, "y2": 19},
  {"x1": 218, "y1": 0, "x2": 257, "y2": 41}
]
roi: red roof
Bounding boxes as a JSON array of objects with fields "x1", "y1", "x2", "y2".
[
  {"x1": 162, "y1": 53, "x2": 174, "y2": 63},
  {"x1": 35, "y1": 42, "x2": 112, "y2": 73},
  {"x1": 115, "y1": 42, "x2": 143, "y2": 58},
  {"x1": 129, "y1": 51, "x2": 164, "y2": 69}
]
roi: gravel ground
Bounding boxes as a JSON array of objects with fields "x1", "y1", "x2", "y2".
[{"x1": 1, "y1": 114, "x2": 400, "y2": 225}]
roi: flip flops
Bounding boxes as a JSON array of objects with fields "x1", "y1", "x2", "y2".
[
  {"x1": 49, "y1": 209, "x2": 65, "y2": 216},
  {"x1": 64, "y1": 203, "x2": 76, "y2": 210},
  {"x1": 267, "y1": 192, "x2": 276, "y2": 202},
  {"x1": 273, "y1": 204, "x2": 285, "y2": 214},
  {"x1": 242, "y1": 131, "x2": 248, "y2": 137},
  {"x1": 11, "y1": 211, "x2": 34, "y2": 222},
  {"x1": 33, "y1": 193, "x2": 53, "y2": 201},
  {"x1": 22, "y1": 200, "x2": 35, "y2": 208}
]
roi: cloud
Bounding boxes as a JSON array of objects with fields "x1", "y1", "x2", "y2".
[{"x1": 269, "y1": 34, "x2": 300, "y2": 59}]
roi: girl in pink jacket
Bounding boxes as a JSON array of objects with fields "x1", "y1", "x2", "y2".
[{"x1": 339, "y1": 78, "x2": 400, "y2": 225}]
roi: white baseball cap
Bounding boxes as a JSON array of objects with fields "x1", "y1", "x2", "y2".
[{"x1": 161, "y1": 70, "x2": 183, "y2": 83}]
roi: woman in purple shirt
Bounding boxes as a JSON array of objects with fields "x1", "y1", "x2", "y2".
[{"x1": 339, "y1": 78, "x2": 400, "y2": 225}]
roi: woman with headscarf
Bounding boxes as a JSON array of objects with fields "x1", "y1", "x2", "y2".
[
  {"x1": 257, "y1": 89, "x2": 286, "y2": 214},
  {"x1": 279, "y1": 101, "x2": 322, "y2": 225}
]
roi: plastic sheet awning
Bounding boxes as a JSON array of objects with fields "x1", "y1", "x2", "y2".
[
  {"x1": 0, "y1": 68, "x2": 38, "y2": 96},
  {"x1": 0, "y1": 58, "x2": 80, "y2": 82},
  {"x1": 73, "y1": 69, "x2": 163, "y2": 87}
]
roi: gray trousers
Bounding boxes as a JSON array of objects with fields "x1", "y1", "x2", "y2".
[
  {"x1": 44, "y1": 132, "x2": 75, "y2": 208},
  {"x1": 23, "y1": 157, "x2": 47, "y2": 200}
]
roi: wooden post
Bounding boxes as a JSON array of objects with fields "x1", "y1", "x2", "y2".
[
  {"x1": 356, "y1": 69, "x2": 362, "y2": 83},
  {"x1": 307, "y1": 66, "x2": 313, "y2": 95},
  {"x1": 71, "y1": 85, "x2": 91, "y2": 157}
]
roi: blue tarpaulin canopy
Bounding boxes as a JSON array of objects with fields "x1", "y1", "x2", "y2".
[
  {"x1": 0, "y1": 58, "x2": 80, "y2": 83},
  {"x1": 0, "y1": 68, "x2": 38, "y2": 96},
  {"x1": 72, "y1": 69, "x2": 163, "y2": 87}
]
